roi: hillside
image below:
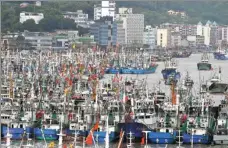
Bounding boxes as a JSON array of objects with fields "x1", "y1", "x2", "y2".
[{"x1": 2, "y1": 1, "x2": 228, "y2": 33}]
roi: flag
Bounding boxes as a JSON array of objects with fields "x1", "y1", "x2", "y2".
[
  {"x1": 140, "y1": 134, "x2": 145, "y2": 145},
  {"x1": 86, "y1": 121, "x2": 99, "y2": 145},
  {"x1": 92, "y1": 122, "x2": 99, "y2": 131},
  {"x1": 86, "y1": 132, "x2": 93, "y2": 145}
]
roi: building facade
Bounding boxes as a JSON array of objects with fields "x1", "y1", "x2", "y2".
[
  {"x1": 22, "y1": 31, "x2": 52, "y2": 49},
  {"x1": 116, "y1": 9, "x2": 144, "y2": 46},
  {"x1": 63, "y1": 10, "x2": 90, "y2": 28},
  {"x1": 90, "y1": 17, "x2": 117, "y2": 47},
  {"x1": 94, "y1": 1, "x2": 116, "y2": 21},
  {"x1": 170, "y1": 32, "x2": 181, "y2": 47},
  {"x1": 143, "y1": 25, "x2": 156, "y2": 49},
  {"x1": 157, "y1": 28, "x2": 171, "y2": 48},
  {"x1": 20, "y1": 12, "x2": 44, "y2": 24},
  {"x1": 116, "y1": 21, "x2": 126, "y2": 45},
  {"x1": 203, "y1": 25, "x2": 211, "y2": 46}
]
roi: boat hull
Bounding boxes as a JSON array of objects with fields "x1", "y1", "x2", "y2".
[
  {"x1": 197, "y1": 63, "x2": 212, "y2": 71},
  {"x1": 213, "y1": 53, "x2": 228, "y2": 60},
  {"x1": 105, "y1": 68, "x2": 120, "y2": 74},
  {"x1": 161, "y1": 69, "x2": 180, "y2": 80},
  {"x1": 183, "y1": 133, "x2": 212, "y2": 144},
  {"x1": 2, "y1": 126, "x2": 33, "y2": 140},
  {"x1": 93, "y1": 131, "x2": 118, "y2": 143},
  {"x1": 120, "y1": 65, "x2": 158, "y2": 75},
  {"x1": 34, "y1": 128, "x2": 58, "y2": 140},
  {"x1": 117, "y1": 122, "x2": 149, "y2": 139},
  {"x1": 148, "y1": 131, "x2": 176, "y2": 144},
  {"x1": 213, "y1": 135, "x2": 228, "y2": 145},
  {"x1": 208, "y1": 83, "x2": 228, "y2": 94},
  {"x1": 121, "y1": 68, "x2": 133, "y2": 74}
]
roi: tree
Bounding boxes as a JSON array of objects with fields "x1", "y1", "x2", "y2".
[
  {"x1": 39, "y1": 17, "x2": 60, "y2": 32},
  {"x1": 21, "y1": 19, "x2": 39, "y2": 32},
  {"x1": 77, "y1": 26, "x2": 89, "y2": 36}
]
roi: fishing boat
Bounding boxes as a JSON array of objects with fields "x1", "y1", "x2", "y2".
[
  {"x1": 213, "y1": 46, "x2": 228, "y2": 60},
  {"x1": 171, "y1": 51, "x2": 192, "y2": 58},
  {"x1": 213, "y1": 100, "x2": 228, "y2": 145},
  {"x1": 197, "y1": 53, "x2": 212, "y2": 71},
  {"x1": 148, "y1": 83, "x2": 183, "y2": 144},
  {"x1": 121, "y1": 63, "x2": 158, "y2": 74},
  {"x1": 208, "y1": 67, "x2": 228, "y2": 94},
  {"x1": 182, "y1": 90, "x2": 215, "y2": 144},
  {"x1": 161, "y1": 58, "x2": 180, "y2": 80}
]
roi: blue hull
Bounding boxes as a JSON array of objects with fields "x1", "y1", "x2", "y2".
[
  {"x1": 213, "y1": 53, "x2": 228, "y2": 60},
  {"x1": 117, "y1": 122, "x2": 149, "y2": 139},
  {"x1": 121, "y1": 68, "x2": 133, "y2": 74},
  {"x1": 183, "y1": 133, "x2": 212, "y2": 144},
  {"x1": 93, "y1": 131, "x2": 118, "y2": 143},
  {"x1": 148, "y1": 131, "x2": 177, "y2": 144},
  {"x1": 161, "y1": 69, "x2": 180, "y2": 80},
  {"x1": 34, "y1": 128, "x2": 58, "y2": 140},
  {"x1": 105, "y1": 68, "x2": 120, "y2": 74},
  {"x1": 2, "y1": 125, "x2": 33, "y2": 140},
  {"x1": 65, "y1": 129, "x2": 88, "y2": 137},
  {"x1": 121, "y1": 66, "x2": 157, "y2": 74}
]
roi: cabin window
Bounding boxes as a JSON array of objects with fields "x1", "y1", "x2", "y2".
[
  {"x1": 146, "y1": 116, "x2": 150, "y2": 119},
  {"x1": 20, "y1": 124, "x2": 23, "y2": 128},
  {"x1": 166, "y1": 129, "x2": 169, "y2": 133},
  {"x1": 12, "y1": 124, "x2": 14, "y2": 128}
]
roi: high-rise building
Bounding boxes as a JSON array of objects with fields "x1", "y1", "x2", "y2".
[
  {"x1": 116, "y1": 21, "x2": 125, "y2": 45},
  {"x1": 94, "y1": 1, "x2": 116, "y2": 21},
  {"x1": 90, "y1": 17, "x2": 117, "y2": 47},
  {"x1": 117, "y1": 8, "x2": 144, "y2": 46}
]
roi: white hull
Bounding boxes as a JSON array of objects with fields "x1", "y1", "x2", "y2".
[{"x1": 213, "y1": 135, "x2": 228, "y2": 145}]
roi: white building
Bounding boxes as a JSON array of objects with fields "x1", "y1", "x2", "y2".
[
  {"x1": 22, "y1": 31, "x2": 52, "y2": 49},
  {"x1": 197, "y1": 22, "x2": 203, "y2": 36},
  {"x1": 221, "y1": 26, "x2": 228, "y2": 42},
  {"x1": 20, "y1": 12, "x2": 44, "y2": 24},
  {"x1": 170, "y1": 32, "x2": 181, "y2": 47},
  {"x1": 203, "y1": 23, "x2": 211, "y2": 46},
  {"x1": 118, "y1": 7, "x2": 133, "y2": 14},
  {"x1": 157, "y1": 28, "x2": 171, "y2": 48},
  {"x1": 94, "y1": 1, "x2": 116, "y2": 21},
  {"x1": 197, "y1": 21, "x2": 211, "y2": 46},
  {"x1": 117, "y1": 8, "x2": 144, "y2": 45},
  {"x1": 143, "y1": 25, "x2": 156, "y2": 49},
  {"x1": 63, "y1": 10, "x2": 91, "y2": 28},
  {"x1": 117, "y1": 21, "x2": 126, "y2": 45}
]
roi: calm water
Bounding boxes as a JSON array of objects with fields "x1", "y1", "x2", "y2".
[{"x1": 5, "y1": 53, "x2": 228, "y2": 147}]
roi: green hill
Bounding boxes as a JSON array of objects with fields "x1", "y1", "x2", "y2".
[{"x1": 2, "y1": 1, "x2": 228, "y2": 33}]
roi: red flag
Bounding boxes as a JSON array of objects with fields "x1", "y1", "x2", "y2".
[{"x1": 141, "y1": 135, "x2": 145, "y2": 145}]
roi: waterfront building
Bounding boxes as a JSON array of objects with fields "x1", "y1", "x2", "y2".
[
  {"x1": 20, "y1": 12, "x2": 44, "y2": 24},
  {"x1": 143, "y1": 25, "x2": 156, "y2": 49},
  {"x1": 90, "y1": 16, "x2": 117, "y2": 47},
  {"x1": 94, "y1": 1, "x2": 116, "y2": 21}
]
